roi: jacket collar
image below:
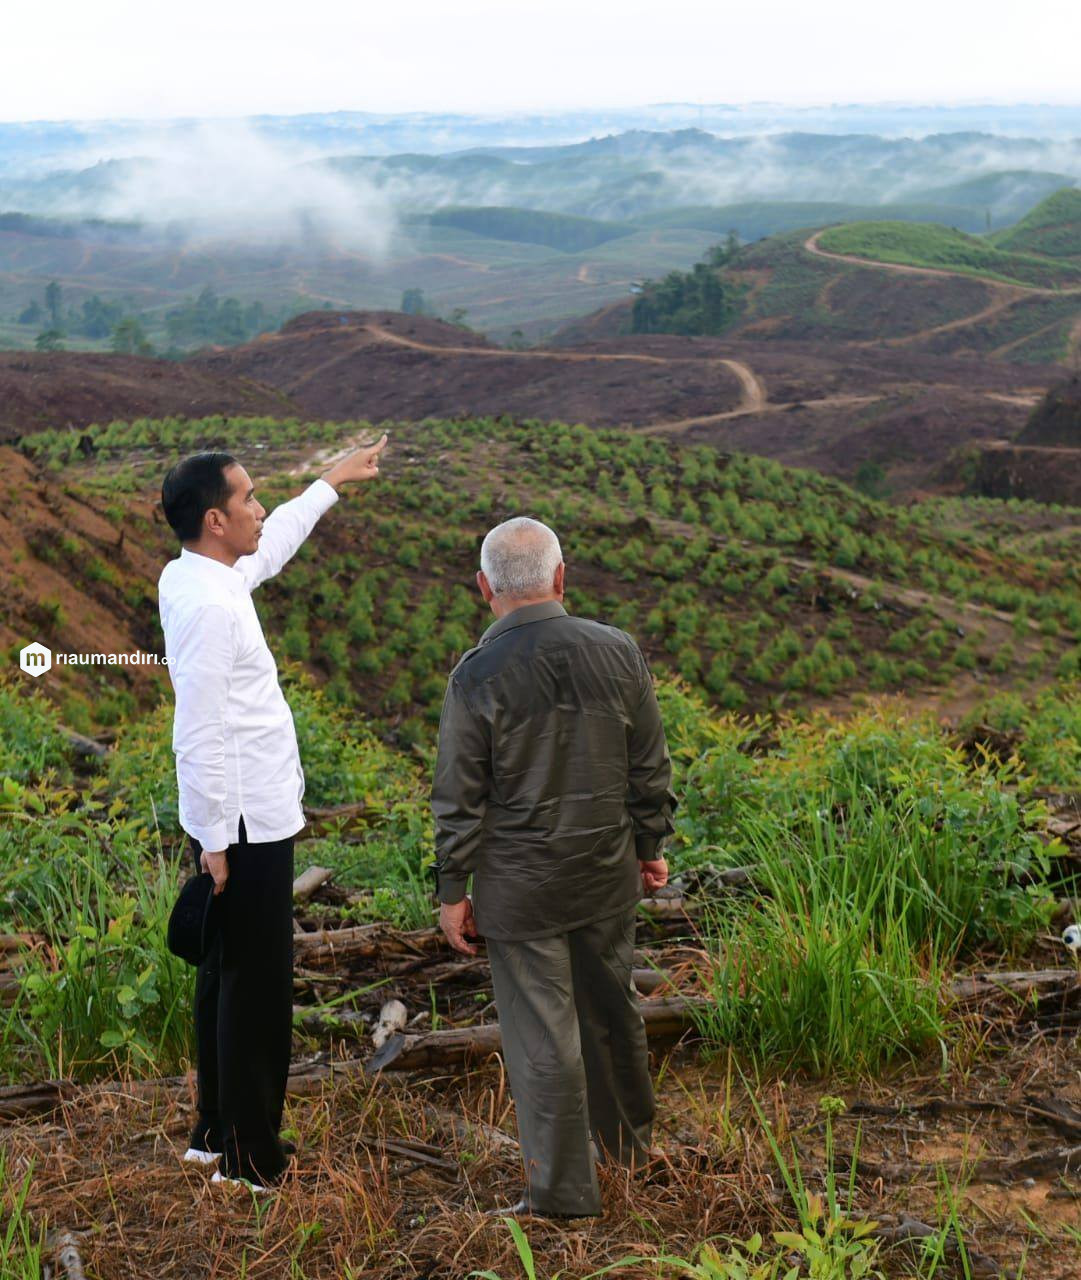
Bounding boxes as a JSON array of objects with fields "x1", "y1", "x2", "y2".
[{"x1": 480, "y1": 599, "x2": 567, "y2": 645}]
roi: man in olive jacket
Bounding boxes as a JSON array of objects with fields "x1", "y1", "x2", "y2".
[{"x1": 432, "y1": 517, "x2": 676, "y2": 1218}]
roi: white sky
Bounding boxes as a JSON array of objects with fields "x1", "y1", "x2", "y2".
[{"x1": 5, "y1": 0, "x2": 1081, "y2": 122}]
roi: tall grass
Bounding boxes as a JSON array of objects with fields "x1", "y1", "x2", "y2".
[
  {"x1": 696, "y1": 799, "x2": 950, "y2": 1074},
  {"x1": 681, "y1": 709, "x2": 1056, "y2": 1073},
  {"x1": 0, "y1": 1151, "x2": 46, "y2": 1278},
  {"x1": 0, "y1": 797, "x2": 192, "y2": 1081}
]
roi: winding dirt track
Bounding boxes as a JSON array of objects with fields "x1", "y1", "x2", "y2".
[
  {"x1": 803, "y1": 230, "x2": 1067, "y2": 294},
  {"x1": 360, "y1": 322, "x2": 771, "y2": 420},
  {"x1": 356, "y1": 323, "x2": 1040, "y2": 432},
  {"x1": 803, "y1": 230, "x2": 1081, "y2": 351}
]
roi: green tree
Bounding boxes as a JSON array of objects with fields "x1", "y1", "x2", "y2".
[
  {"x1": 18, "y1": 299, "x2": 43, "y2": 325},
  {"x1": 400, "y1": 288, "x2": 427, "y2": 315},
  {"x1": 854, "y1": 462, "x2": 888, "y2": 500},
  {"x1": 35, "y1": 328, "x2": 65, "y2": 352},
  {"x1": 110, "y1": 317, "x2": 153, "y2": 356},
  {"x1": 44, "y1": 281, "x2": 62, "y2": 328}
]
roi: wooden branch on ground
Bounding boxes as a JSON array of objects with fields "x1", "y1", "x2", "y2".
[
  {"x1": 365, "y1": 995, "x2": 706, "y2": 1073},
  {"x1": 422, "y1": 1104, "x2": 519, "y2": 1152},
  {"x1": 293, "y1": 923, "x2": 445, "y2": 970},
  {"x1": 292, "y1": 904, "x2": 705, "y2": 972},
  {"x1": 948, "y1": 968, "x2": 1078, "y2": 1003},
  {"x1": 56, "y1": 726, "x2": 110, "y2": 760},
  {"x1": 0, "y1": 996, "x2": 707, "y2": 1121},
  {"x1": 293, "y1": 865, "x2": 334, "y2": 902},
  {"x1": 301, "y1": 801, "x2": 380, "y2": 838},
  {"x1": 44, "y1": 1231, "x2": 87, "y2": 1280},
  {"x1": 872, "y1": 1216, "x2": 999, "y2": 1278},
  {"x1": 848, "y1": 1093, "x2": 1081, "y2": 1142}
]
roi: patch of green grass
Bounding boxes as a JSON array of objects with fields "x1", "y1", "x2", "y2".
[
  {"x1": 818, "y1": 221, "x2": 1081, "y2": 289},
  {"x1": 992, "y1": 187, "x2": 1081, "y2": 260}
]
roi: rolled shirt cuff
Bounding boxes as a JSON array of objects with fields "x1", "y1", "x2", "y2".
[
  {"x1": 437, "y1": 873, "x2": 469, "y2": 905},
  {"x1": 635, "y1": 834, "x2": 665, "y2": 861},
  {"x1": 184, "y1": 819, "x2": 231, "y2": 853}
]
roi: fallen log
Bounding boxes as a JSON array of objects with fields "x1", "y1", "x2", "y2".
[
  {"x1": 293, "y1": 923, "x2": 445, "y2": 970},
  {"x1": 57, "y1": 725, "x2": 110, "y2": 760},
  {"x1": 293, "y1": 865, "x2": 334, "y2": 902},
  {"x1": 948, "y1": 968, "x2": 1078, "y2": 1003},
  {"x1": 848, "y1": 1093, "x2": 1081, "y2": 1142},
  {"x1": 366, "y1": 995, "x2": 707, "y2": 1073},
  {"x1": 1, "y1": 996, "x2": 708, "y2": 1121},
  {"x1": 293, "y1": 904, "x2": 704, "y2": 971},
  {"x1": 423, "y1": 1104, "x2": 519, "y2": 1152},
  {"x1": 301, "y1": 801, "x2": 380, "y2": 838},
  {"x1": 44, "y1": 1230, "x2": 88, "y2": 1280}
]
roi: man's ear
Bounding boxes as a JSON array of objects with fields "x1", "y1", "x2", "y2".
[
  {"x1": 553, "y1": 561, "x2": 566, "y2": 599},
  {"x1": 477, "y1": 570, "x2": 495, "y2": 603},
  {"x1": 204, "y1": 506, "x2": 227, "y2": 539}
]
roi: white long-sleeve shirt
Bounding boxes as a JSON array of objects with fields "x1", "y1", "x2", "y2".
[{"x1": 158, "y1": 478, "x2": 339, "y2": 849}]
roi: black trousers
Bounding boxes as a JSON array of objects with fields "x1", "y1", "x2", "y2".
[{"x1": 189, "y1": 817, "x2": 295, "y2": 1183}]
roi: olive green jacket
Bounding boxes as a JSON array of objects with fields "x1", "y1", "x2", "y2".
[{"x1": 431, "y1": 601, "x2": 676, "y2": 941}]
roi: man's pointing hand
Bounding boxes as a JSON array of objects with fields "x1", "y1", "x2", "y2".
[
  {"x1": 323, "y1": 433, "x2": 389, "y2": 488},
  {"x1": 440, "y1": 897, "x2": 480, "y2": 957}
]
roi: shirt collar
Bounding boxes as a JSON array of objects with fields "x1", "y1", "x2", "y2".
[
  {"x1": 480, "y1": 599, "x2": 567, "y2": 645},
  {"x1": 178, "y1": 545, "x2": 247, "y2": 588}
]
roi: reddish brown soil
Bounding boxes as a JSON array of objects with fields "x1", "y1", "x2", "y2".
[
  {"x1": 0, "y1": 352, "x2": 300, "y2": 444},
  {"x1": 966, "y1": 441, "x2": 1081, "y2": 505},
  {"x1": 0, "y1": 446, "x2": 172, "y2": 707},
  {"x1": 1, "y1": 309, "x2": 1063, "y2": 497},
  {"x1": 191, "y1": 311, "x2": 748, "y2": 426},
  {"x1": 1020, "y1": 375, "x2": 1081, "y2": 446}
]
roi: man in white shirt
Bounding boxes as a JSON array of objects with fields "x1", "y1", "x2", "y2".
[{"x1": 158, "y1": 435, "x2": 386, "y2": 1188}]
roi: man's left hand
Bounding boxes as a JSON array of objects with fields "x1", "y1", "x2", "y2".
[
  {"x1": 640, "y1": 857, "x2": 668, "y2": 896},
  {"x1": 323, "y1": 433, "x2": 388, "y2": 488},
  {"x1": 440, "y1": 897, "x2": 480, "y2": 956}
]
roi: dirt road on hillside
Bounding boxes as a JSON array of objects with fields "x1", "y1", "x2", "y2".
[{"x1": 803, "y1": 229, "x2": 1081, "y2": 352}]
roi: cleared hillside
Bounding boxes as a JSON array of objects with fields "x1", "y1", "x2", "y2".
[
  {"x1": 0, "y1": 349, "x2": 301, "y2": 444},
  {"x1": 596, "y1": 224, "x2": 1081, "y2": 365},
  {"x1": 10, "y1": 415, "x2": 1080, "y2": 738},
  {"x1": 816, "y1": 220, "x2": 1081, "y2": 289}
]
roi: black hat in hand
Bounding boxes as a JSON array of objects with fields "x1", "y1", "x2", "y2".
[{"x1": 167, "y1": 872, "x2": 224, "y2": 966}]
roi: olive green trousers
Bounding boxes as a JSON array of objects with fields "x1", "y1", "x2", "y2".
[{"x1": 486, "y1": 905, "x2": 655, "y2": 1216}]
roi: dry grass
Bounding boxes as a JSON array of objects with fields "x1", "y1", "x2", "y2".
[{"x1": 4, "y1": 1030, "x2": 1080, "y2": 1280}]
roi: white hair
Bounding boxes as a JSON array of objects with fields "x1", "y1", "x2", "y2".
[{"x1": 480, "y1": 517, "x2": 563, "y2": 598}]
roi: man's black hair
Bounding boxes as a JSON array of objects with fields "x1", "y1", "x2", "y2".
[{"x1": 161, "y1": 451, "x2": 238, "y2": 543}]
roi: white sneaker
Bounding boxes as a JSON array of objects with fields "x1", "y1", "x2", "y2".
[
  {"x1": 211, "y1": 1170, "x2": 271, "y2": 1193},
  {"x1": 182, "y1": 1148, "x2": 222, "y2": 1166}
]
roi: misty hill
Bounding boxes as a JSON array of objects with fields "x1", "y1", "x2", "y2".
[
  {"x1": 3, "y1": 126, "x2": 1080, "y2": 347},
  {"x1": 322, "y1": 132, "x2": 1081, "y2": 222},
  {"x1": 421, "y1": 207, "x2": 633, "y2": 251},
  {"x1": 630, "y1": 201, "x2": 987, "y2": 237},
  {"x1": 992, "y1": 187, "x2": 1081, "y2": 260},
  {"x1": 906, "y1": 171, "x2": 1074, "y2": 221}
]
